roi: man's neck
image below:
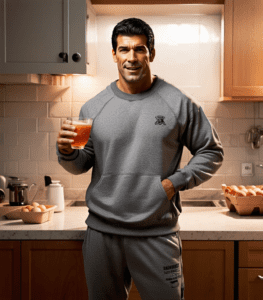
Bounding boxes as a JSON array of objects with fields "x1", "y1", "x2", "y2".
[{"x1": 117, "y1": 75, "x2": 156, "y2": 94}]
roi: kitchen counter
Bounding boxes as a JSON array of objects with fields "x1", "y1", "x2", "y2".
[{"x1": 1, "y1": 202, "x2": 263, "y2": 240}]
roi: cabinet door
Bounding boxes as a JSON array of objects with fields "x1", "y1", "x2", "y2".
[
  {"x1": 224, "y1": 0, "x2": 263, "y2": 97},
  {"x1": 182, "y1": 241, "x2": 234, "y2": 300},
  {"x1": 239, "y1": 241, "x2": 263, "y2": 268},
  {"x1": 86, "y1": 0, "x2": 97, "y2": 76},
  {"x1": 0, "y1": 241, "x2": 20, "y2": 300},
  {"x1": 0, "y1": 0, "x2": 86, "y2": 74},
  {"x1": 239, "y1": 268, "x2": 263, "y2": 300},
  {"x1": 21, "y1": 241, "x2": 88, "y2": 300}
]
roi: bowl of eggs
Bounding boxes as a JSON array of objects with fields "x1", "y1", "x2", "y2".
[{"x1": 20, "y1": 202, "x2": 57, "y2": 224}]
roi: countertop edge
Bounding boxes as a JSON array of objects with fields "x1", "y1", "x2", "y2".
[{"x1": 1, "y1": 230, "x2": 263, "y2": 240}]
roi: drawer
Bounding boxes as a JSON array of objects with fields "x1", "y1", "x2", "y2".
[
  {"x1": 239, "y1": 241, "x2": 263, "y2": 268},
  {"x1": 239, "y1": 268, "x2": 263, "y2": 300}
]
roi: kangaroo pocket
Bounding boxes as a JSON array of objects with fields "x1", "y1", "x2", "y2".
[{"x1": 88, "y1": 174, "x2": 174, "y2": 225}]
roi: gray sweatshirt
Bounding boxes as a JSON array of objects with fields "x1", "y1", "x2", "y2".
[{"x1": 57, "y1": 76, "x2": 224, "y2": 236}]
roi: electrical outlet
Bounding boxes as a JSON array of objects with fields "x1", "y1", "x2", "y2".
[{"x1": 241, "y1": 163, "x2": 253, "y2": 176}]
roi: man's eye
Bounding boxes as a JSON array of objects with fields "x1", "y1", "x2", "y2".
[{"x1": 136, "y1": 48, "x2": 146, "y2": 53}]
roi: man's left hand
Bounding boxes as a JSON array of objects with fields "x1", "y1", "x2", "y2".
[{"x1": 161, "y1": 179, "x2": 175, "y2": 200}]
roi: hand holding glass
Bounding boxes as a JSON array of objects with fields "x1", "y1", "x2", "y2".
[{"x1": 67, "y1": 117, "x2": 93, "y2": 149}]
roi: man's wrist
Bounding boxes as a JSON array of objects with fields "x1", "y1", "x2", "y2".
[{"x1": 59, "y1": 149, "x2": 75, "y2": 156}]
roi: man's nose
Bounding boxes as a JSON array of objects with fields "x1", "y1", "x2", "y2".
[{"x1": 127, "y1": 50, "x2": 137, "y2": 62}]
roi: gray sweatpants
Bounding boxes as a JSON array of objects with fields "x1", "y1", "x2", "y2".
[{"x1": 82, "y1": 227, "x2": 185, "y2": 300}]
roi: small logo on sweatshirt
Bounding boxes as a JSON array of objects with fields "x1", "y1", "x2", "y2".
[{"x1": 155, "y1": 115, "x2": 166, "y2": 125}]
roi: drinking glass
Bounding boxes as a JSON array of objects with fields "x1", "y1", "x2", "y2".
[{"x1": 67, "y1": 117, "x2": 93, "y2": 149}]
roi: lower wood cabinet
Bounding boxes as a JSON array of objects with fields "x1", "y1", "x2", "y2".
[
  {"x1": 182, "y1": 241, "x2": 234, "y2": 300},
  {"x1": 0, "y1": 241, "x2": 20, "y2": 300},
  {"x1": 0, "y1": 240, "x2": 234, "y2": 300},
  {"x1": 239, "y1": 241, "x2": 263, "y2": 300},
  {"x1": 21, "y1": 241, "x2": 89, "y2": 300},
  {"x1": 239, "y1": 269, "x2": 263, "y2": 300}
]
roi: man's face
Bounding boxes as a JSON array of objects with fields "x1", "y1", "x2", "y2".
[{"x1": 112, "y1": 35, "x2": 155, "y2": 84}]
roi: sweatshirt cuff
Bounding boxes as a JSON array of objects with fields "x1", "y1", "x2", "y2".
[
  {"x1": 167, "y1": 171, "x2": 187, "y2": 193},
  {"x1": 56, "y1": 143, "x2": 79, "y2": 161}
]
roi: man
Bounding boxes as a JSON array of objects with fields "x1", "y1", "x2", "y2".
[{"x1": 57, "y1": 18, "x2": 223, "y2": 300}]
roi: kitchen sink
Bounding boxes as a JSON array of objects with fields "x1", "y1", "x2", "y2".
[
  {"x1": 68, "y1": 200, "x2": 87, "y2": 207},
  {"x1": 181, "y1": 200, "x2": 226, "y2": 207},
  {"x1": 67, "y1": 200, "x2": 226, "y2": 207}
]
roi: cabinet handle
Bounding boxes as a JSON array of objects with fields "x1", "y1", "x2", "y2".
[
  {"x1": 258, "y1": 275, "x2": 263, "y2": 280},
  {"x1": 59, "y1": 52, "x2": 68, "y2": 63},
  {"x1": 72, "y1": 53, "x2": 81, "y2": 62}
]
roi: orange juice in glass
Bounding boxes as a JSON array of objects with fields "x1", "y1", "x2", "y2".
[{"x1": 67, "y1": 117, "x2": 93, "y2": 149}]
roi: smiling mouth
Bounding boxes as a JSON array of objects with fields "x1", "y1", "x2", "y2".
[{"x1": 126, "y1": 67, "x2": 141, "y2": 71}]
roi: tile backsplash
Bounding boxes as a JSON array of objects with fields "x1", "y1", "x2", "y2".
[{"x1": 1, "y1": 14, "x2": 263, "y2": 201}]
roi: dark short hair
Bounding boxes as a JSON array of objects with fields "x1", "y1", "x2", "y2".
[{"x1": 112, "y1": 18, "x2": 154, "y2": 54}]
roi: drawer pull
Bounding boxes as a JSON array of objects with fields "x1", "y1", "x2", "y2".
[{"x1": 258, "y1": 275, "x2": 263, "y2": 280}]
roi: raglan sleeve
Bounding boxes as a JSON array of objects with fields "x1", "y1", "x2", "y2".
[
  {"x1": 167, "y1": 98, "x2": 224, "y2": 192},
  {"x1": 56, "y1": 105, "x2": 95, "y2": 175}
]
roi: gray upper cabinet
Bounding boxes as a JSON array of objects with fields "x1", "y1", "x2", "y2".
[{"x1": 0, "y1": 0, "x2": 95, "y2": 74}]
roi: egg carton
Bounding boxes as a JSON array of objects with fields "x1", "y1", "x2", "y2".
[
  {"x1": 223, "y1": 187, "x2": 263, "y2": 216},
  {"x1": 20, "y1": 205, "x2": 57, "y2": 224}
]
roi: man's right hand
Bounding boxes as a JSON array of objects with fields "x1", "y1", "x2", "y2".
[{"x1": 57, "y1": 120, "x2": 77, "y2": 155}]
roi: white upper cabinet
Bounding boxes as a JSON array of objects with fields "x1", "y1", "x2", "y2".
[{"x1": 0, "y1": 0, "x2": 96, "y2": 75}]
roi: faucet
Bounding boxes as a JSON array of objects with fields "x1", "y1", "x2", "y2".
[{"x1": 247, "y1": 126, "x2": 263, "y2": 149}]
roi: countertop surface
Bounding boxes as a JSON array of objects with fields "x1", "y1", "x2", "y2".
[{"x1": 1, "y1": 201, "x2": 263, "y2": 240}]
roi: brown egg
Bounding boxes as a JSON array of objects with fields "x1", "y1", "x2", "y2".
[
  {"x1": 246, "y1": 185, "x2": 257, "y2": 190},
  {"x1": 238, "y1": 185, "x2": 246, "y2": 190},
  {"x1": 254, "y1": 188, "x2": 263, "y2": 196},
  {"x1": 38, "y1": 205, "x2": 46, "y2": 212},
  {"x1": 26, "y1": 205, "x2": 34, "y2": 211},
  {"x1": 32, "y1": 207, "x2": 41, "y2": 212},
  {"x1": 236, "y1": 190, "x2": 247, "y2": 197},
  {"x1": 22, "y1": 208, "x2": 29, "y2": 212},
  {"x1": 32, "y1": 202, "x2": 40, "y2": 208},
  {"x1": 247, "y1": 189, "x2": 256, "y2": 196}
]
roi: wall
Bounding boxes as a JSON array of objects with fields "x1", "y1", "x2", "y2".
[{"x1": 1, "y1": 13, "x2": 262, "y2": 201}]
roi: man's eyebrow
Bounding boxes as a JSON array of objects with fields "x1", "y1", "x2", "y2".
[
  {"x1": 135, "y1": 45, "x2": 147, "y2": 49},
  {"x1": 118, "y1": 45, "x2": 147, "y2": 50}
]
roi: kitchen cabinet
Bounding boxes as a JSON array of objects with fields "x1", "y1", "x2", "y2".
[
  {"x1": 0, "y1": 240, "x2": 234, "y2": 300},
  {"x1": 22, "y1": 241, "x2": 234, "y2": 300},
  {"x1": 221, "y1": 0, "x2": 263, "y2": 101},
  {"x1": 0, "y1": 241, "x2": 20, "y2": 300},
  {"x1": 182, "y1": 241, "x2": 234, "y2": 300},
  {"x1": 21, "y1": 241, "x2": 89, "y2": 299},
  {"x1": 0, "y1": 0, "x2": 97, "y2": 75},
  {"x1": 239, "y1": 241, "x2": 263, "y2": 300}
]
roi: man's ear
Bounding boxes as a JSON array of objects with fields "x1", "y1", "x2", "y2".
[
  {"x1": 112, "y1": 49, "x2": 117, "y2": 63},
  {"x1": 150, "y1": 48, "x2": 155, "y2": 62}
]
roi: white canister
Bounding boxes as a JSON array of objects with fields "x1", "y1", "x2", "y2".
[{"x1": 47, "y1": 180, "x2": 64, "y2": 212}]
